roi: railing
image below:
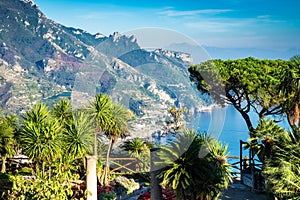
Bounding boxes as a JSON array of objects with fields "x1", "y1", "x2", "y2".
[
  {"x1": 227, "y1": 156, "x2": 242, "y2": 176},
  {"x1": 101, "y1": 157, "x2": 141, "y2": 175}
]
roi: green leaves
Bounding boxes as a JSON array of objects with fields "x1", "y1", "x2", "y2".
[
  {"x1": 108, "y1": 102, "x2": 131, "y2": 140},
  {"x1": 89, "y1": 93, "x2": 132, "y2": 185},
  {"x1": 156, "y1": 130, "x2": 231, "y2": 200},
  {"x1": 122, "y1": 138, "x2": 150, "y2": 158},
  {"x1": 0, "y1": 112, "x2": 17, "y2": 172},
  {"x1": 89, "y1": 93, "x2": 132, "y2": 142},
  {"x1": 20, "y1": 103, "x2": 62, "y2": 175},
  {"x1": 89, "y1": 93, "x2": 113, "y2": 132},
  {"x1": 63, "y1": 111, "x2": 95, "y2": 158},
  {"x1": 52, "y1": 98, "x2": 72, "y2": 124},
  {"x1": 253, "y1": 119, "x2": 300, "y2": 199},
  {"x1": 8, "y1": 175, "x2": 73, "y2": 200},
  {"x1": 189, "y1": 57, "x2": 296, "y2": 135}
]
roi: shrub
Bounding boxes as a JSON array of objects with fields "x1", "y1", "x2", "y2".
[{"x1": 7, "y1": 175, "x2": 73, "y2": 200}]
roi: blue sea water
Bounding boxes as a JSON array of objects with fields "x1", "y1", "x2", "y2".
[{"x1": 193, "y1": 105, "x2": 291, "y2": 157}]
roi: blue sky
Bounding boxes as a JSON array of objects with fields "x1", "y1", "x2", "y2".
[{"x1": 34, "y1": 0, "x2": 300, "y2": 50}]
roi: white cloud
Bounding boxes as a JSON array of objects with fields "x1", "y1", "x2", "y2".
[
  {"x1": 256, "y1": 15, "x2": 285, "y2": 23},
  {"x1": 185, "y1": 21, "x2": 243, "y2": 32},
  {"x1": 157, "y1": 9, "x2": 233, "y2": 17},
  {"x1": 184, "y1": 15, "x2": 285, "y2": 33}
]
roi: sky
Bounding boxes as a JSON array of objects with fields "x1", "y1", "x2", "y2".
[{"x1": 33, "y1": 0, "x2": 300, "y2": 51}]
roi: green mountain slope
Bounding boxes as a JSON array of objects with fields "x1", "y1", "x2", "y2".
[{"x1": 0, "y1": 0, "x2": 209, "y2": 136}]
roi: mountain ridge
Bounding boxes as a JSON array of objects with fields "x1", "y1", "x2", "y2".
[{"x1": 0, "y1": 0, "x2": 208, "y2": 137}]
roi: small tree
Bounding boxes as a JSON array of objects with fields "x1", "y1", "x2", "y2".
[
  {"x1": 52, "y1": 98, "x2": 72, "y2": 125},
  {"x1": 89, "y1": 94, "x2": 132, "y2": 186},
  {"x1": 63, "y1": 111, "x2": 94, "y2": 159},
  {"x1": 279, "y1": 56, "x2": 300, "y2": 132},
  {"x1": 189, "y1": 57, "x2": 289, "y2": 136},
  {"x1": 163, "y1": 107, "x2": 187, "y2": 135},
  {"x1": 122, "y1": 138, "x2": 152, "y2": 171},
  {"x1": 253, "y1": 119, "x2": 300, "y2": 199},
  {"x1": 102, "y1": 102, "x2": 131, "y2": 185},
  {"x1": 20, "y1": 103, "x2": 62, "y2": 177},
  {"x1": 122, "y1": 138, "x2": 151, "y2": 158},
  {"x1": 156, "y1": 130, "x2": 231, "y2": 200},
  {"x1": 0, "y1": 112, "x2": 17, "y2": 173}
]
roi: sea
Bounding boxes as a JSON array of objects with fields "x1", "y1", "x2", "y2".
[{"x1": 193, "y1": 105, "x2": 291, "y2": 157}]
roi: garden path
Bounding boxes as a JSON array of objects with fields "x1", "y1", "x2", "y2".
[{"x1": 219, "y1": 179, "x2": 269, "y2": 200}]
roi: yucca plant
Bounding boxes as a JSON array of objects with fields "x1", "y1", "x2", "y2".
[
  {"x1": 63, "y1": 111, "x2": 94, "y2": 158},
  {"x1": 156, "y1": 129, "x2": 231, "y2": 200},
  {"x1": 122, "y1": 138, "x2": 152, "y2": 172},
  {"x1": 52, "y1": 98, "x2": 72, "y2": 125},
  {"x1": 254, "y1": 119, "x2": 300, "y2": 199},
  {"x1": 89, "y1": 94, "x2": 132, "y2": 185},
  {"x1": 20, "y1": 103, "x2": 62, "y2": 177}
]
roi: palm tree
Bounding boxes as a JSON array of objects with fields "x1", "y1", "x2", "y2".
[
  {"x1": 254, "y1": 119, "x2": 300, "y2": 199},
  {"x1": 84, "y1": 94, "x2": 114, "y2": 199},
  {"x1": 195, "y1": 136, "x2": 231, "y2": 200},
  {"x1": 290, "y1": 55, "x2": 300, "y2": 65},
  {"x1": 89, "y1": 94, "x2": 113, "y2": 155},
  {"x1": 122, "y1": 138, "x2": 150, "y2": 158},
  {"x1": 0, "y1": 113, "x2": 17, "y2": 173},
  {"x1": 102, "y1": 102, "x2": 131, "y2": 185},
  {"x1": 122, "y1": 138, "x2": 152, "y2": 172},
  {"x1": 156, "y1": 130, "x2": 198, "y2": 199},
  {"x1": 63, "y1": 111, "x2": 94, "y2": 159},
  {"x1": 88, "y1": 94, "x2": 113, "y2": 189},
  {"x1": 156, "y1": 130, "x2": 231, "y2": 200},
  {"x1": 20, "y1": 103, "x2": 62, "y2": 177},
  {"x1": 89, "y1": 94, "x2": 131, "y2": 184},
  {"x1": 52, "y1": 98, "x2": 72, "y2": 125}
]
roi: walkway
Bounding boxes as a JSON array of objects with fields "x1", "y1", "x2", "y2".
[{"x1": 219, "y1": 179, "x2": 269, "y2": 200}]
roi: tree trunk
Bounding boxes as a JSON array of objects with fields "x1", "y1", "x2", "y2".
[
  {"x1": 1, "y1": 156, "x2": 6, "y2": 173},
  {"x1": 94, "y1": 129, "x2": 98, "y2": 156},
  {"x1": 48, "y1": 165, "x2": 51, "y2": 180},
  {"x1": 287, "y1": 103, "x2": 299, "y2": 131},
  {"x1": 35, "y1": 160, "x2": 40, "y2": 176},
  {"x1": 86, "y1": 155, "x2": 97, "y2": 200},
  {"x1": 103, "y1": 138, "x2": 113, "y2": 186},
  {"x1": 234, "y1": 104, "x2": 255, "y2": 135},
  {"x1": 83, "y1": 157, "x2": 86, "y2": 169},
  {"x1": 42, "y1": 160, "x2": 45, "y2": 177},
  {"x1": 226, "y1": 93, "x2": 255, "y2": 136}
]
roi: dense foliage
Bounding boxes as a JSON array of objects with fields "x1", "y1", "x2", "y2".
[
  {"x1": 0, "y1": 95, "x2": 133, "y2": 198},
  {"x1": 7, "y1": 175, "x2": 74, "y2": 200},
  {"x1": 189, "y1": 57, "x2": 299, "y2": 135},
  {"x1": 156, "y1": 130, "x2": 231, "y2": 200},
  {"x1": 189, "y1": 56, "x2": 300, "y2": 199},
  {"x1": 121, "y1": 138, "x2": 153, "y2": 172},
  {"x1": 254, "y1": 119, "x2": 300, "y2": 199},
  {"x1": 0, "y1": 112, "x2": 17, "y2": 173}
]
